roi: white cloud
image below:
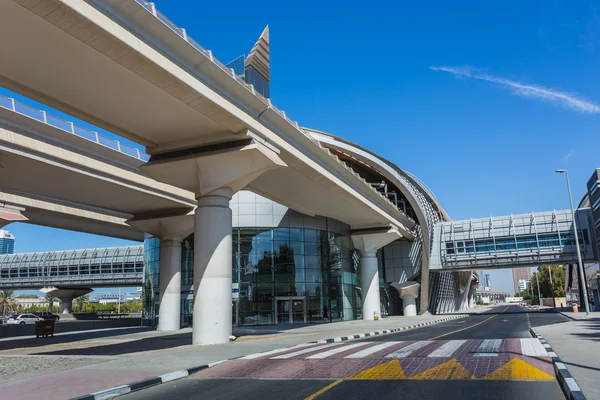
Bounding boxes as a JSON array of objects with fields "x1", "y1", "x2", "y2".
[
  {"x1": 430, "y1": 66, "x2": 600, "y2": 114},
  {"x1": 562, "y1": 150, "x2": 574, "y2": 162}
]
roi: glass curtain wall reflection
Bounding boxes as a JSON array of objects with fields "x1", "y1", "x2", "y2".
[
  {"x1": 142, "y1": 237, "x2": 160, "y2": 327},
  {"x1": 174, "y1": 227, "x2": 360, "y2": 327}
]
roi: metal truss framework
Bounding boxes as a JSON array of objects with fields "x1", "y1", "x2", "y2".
[
  {"x1": 0, "y1": 246, "x2": 144, "y2": 288},
  {"x1": 433, "y1": 209, "x2": 598, "y2": 270}
]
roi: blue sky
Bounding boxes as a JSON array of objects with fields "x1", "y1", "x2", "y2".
[{"x1": 5, "y1": 0, "x2": 600, "y2": 295}]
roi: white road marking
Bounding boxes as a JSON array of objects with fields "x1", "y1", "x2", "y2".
[
  {"x1": 271, "y1": 343, "x2": 343, "y2": 359},
  {"x1": 239, "y1": 343, "x2": 317, "y2": 360},
  {"x1": 306, "y1": 343, "x2": 370, "y2": 359},
  {"x1": 385, "y1": 341, "x2": 431, "y2": 358},
  {"x1": 427, "y1": 340, "x2": 467, "y2": 357},
  {"x1": 520, "y1": 338, "x2": 549, "y2": 357},
  {"x1": 344, "y1": 342, "x2": 402, "y2": 359},
  {"x1": 473, "y1": 339, "x2": 502, "y2": 356}
]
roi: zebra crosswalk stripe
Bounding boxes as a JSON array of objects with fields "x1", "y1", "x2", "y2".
[
  {"x1": 239, "y1": 343, "x2": 317, "y2": 360},
  {"x1": 344, "y1": 342, "x2": 402, "y2": 359},
  {"x1": 385, "y1": 341, "x2": 431, "y2": 358},
  {"x1": 520, "y1": 338, "x2": 548, "y2": 357},
  {"x1": 474, "y1": 339, "x2": 502, "y2": 356},
  {"x1": 306, "y1": 343, "x2": 370, "y2": 359},
  {"x1": 271, "y1": 343, "x2": 343, "y2": 359},
  {"x1": 427, "y1": 340, "x2": 467, "y2": 357}
]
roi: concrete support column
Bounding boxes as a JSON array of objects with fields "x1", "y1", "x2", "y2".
[
  {"x1": 193, "y1": 187, "x2": 233, "y2": 345},
  {"x1": 60, "y1": 299, "x2": 73, "y2": 314},
  {"x1": 360, "y1": 250, "x2": 380, "y2": 321},
  {"x1": 390, "y1": 281, "x2": 421, "y2": 317},
  {"x1": 401, "y1": 294, "x2": 417, "y2": 316},
  {"x1": 158, "y1": 236, "x2": 183, "y2": 331}
]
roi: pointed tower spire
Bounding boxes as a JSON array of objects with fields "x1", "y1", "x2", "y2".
[{"x1": 245, "y1": 26, "x2": 270, "y2": 97}]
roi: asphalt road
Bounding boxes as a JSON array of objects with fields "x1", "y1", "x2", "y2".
[
  {"x1": 121, "y1": 305, "x2": 569, "y2": 400},
  {"x1": 360, "y1": 304, "x2": 569, "y2": 341}
]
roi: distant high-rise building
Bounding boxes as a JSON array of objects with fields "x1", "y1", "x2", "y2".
[
  {"x1": 518, "y1": 279, "x2": 529, "y2": 293},
  {"x1": 225, "y1": 26, "x2": 271, "y2": 99},
  {"x1": 0, "y1": 230, "x2": 15, "y2": 254},
  {"x1": 484, "y1": 274, "x2": 491, "y2": 290},
  {"x1": 512, "y1": 267, "x2": 531, "y2": 294},
  {"x1": 226, "y1": 54, "x2": 245, "y2": 80}
]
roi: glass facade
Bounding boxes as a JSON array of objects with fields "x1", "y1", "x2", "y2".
[
  {"x1": 174, "y1": 227, "x2": 360, "y2": 327},
  {"x1": 245, "y1": 66, "x2": 270, "y2": 98},
  {"x1": 445, "y1": 230, "x2": 588, "y2": 255},
  {"x1": 225, "y1": 54, "x2": 245, "y2": 79},
  {"x1": 142, "y1": 236, "x2": 160, "y2": 327},
  {"x1": 0, "y1": 230, "x2": 15, "y2": 255}
]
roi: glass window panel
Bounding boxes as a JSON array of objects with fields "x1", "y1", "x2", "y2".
[
  {"x1": 305, "y1": 268, "x2": 322, "y2": 283},
  {"x1": 273, "y1": 241, "x2": 291, "y2": 256},
  {"x1": 304, "y1": 241, "x2": 320, "y2": 256},
  {"x1": 305, "y1": 255, "x2": 320, "y2": 269},
  {"x1": 289, "y1": 228, "x2": 304, "y2": 242},
  {"x1": 304, "y1": 229, "x2": 318, "y2": 242},
  {"x1": 274, "y1": 264, "x2": 296, "y2": 282},
  {"x1": 273, "y1": 228, "x2": 290, "y2": 241}
]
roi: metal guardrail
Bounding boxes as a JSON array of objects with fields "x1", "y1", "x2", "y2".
[{"x1": 0, "y1": 94, "x2": 150, "y2": 162}]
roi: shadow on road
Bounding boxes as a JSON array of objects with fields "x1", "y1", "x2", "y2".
[
  {"x1": 33, "y1": 331, "x2": 193, "y2": 356},
  {"x1": 0, "y1": 327, "x2": 151, "y2": 352},
  {"x1": 568, "y1": 317, "x2": 600, "y2": 342}
]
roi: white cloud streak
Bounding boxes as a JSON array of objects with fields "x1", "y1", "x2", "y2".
[{"x1": 430, "y1": 66, "x2": 600, "y2": 114}]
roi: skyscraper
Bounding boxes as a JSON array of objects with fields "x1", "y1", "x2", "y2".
[
  {"x1": 225, "y1": 26, "x2": 271, "y2": 99},
  {"x1": 0, "y1": 229, "x2": 15, "y2": 254},
  {"x1": 484, "y1": 274, "x2": 491, "y2": 290},
  {"x1": 512, "y1": 267, "x2": 531, "y2": 294}
]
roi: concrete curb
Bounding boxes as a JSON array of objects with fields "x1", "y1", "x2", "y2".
[
  {"x1": 69, "y1": 360, "x2": 226, "y2": 400},
  {"x1": 554, "y1": 310, "x2": 585, "y2": 322},
  {"x1": 70, "y1": 315, "x2": 468, "y2": 400},
  {"x1": 529, "y1": 327, "x2": 586, "y2": 400},
  {"x1": 315, "y1": 314, "x2": 469, "y2": 344}
]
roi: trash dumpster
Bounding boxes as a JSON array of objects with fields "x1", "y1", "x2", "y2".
[{"x1": 35, "y1": 320, "x2": 55, "y2": 338}]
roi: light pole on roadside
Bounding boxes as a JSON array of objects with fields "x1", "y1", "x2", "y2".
[
  {"x1": 555, "y1": 169, "x2": 590, "y2": 315},
  {"x1": 536, "y1": 272, "x2": 542, "y2": 306},
  {"x1": 548, "y1": 266, "x2": 556, "y2": 307}
]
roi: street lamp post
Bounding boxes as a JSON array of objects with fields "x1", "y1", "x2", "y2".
[
  {"x1": 548, "y1": 266, "x2": 556, "y2": 307},
  {"x1": 555, "y1": 169, "x2": 590, "y2": 315},
  {"x1": 536, "y1": 272, "x2": 542, "y2": 306}
]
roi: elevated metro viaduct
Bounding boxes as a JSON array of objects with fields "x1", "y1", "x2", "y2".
[
  {"x1": 2, "y1": 0, "x2": 596, "y2": 345},
  {"x1": 0, "y1": 0, "x2": 475, "y2": 345},
  {"x1": 0, "y1": 87, "x2": 468, "y2": 331}
]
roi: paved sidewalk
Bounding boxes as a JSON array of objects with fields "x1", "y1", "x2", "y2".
[
  {"x1": 536, "y1": 315, "x2": 600, "y2": 399},
  {"x1": 555, "y1": 308, "x2": 600, "y2": 320},
  {"x1": 0, "y1": 314, "x2": 468, "y2": 400}
]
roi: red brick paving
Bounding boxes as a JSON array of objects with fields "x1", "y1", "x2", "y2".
[{"x1": 193, "y1": 339, "x2": 556, "y2": 381}]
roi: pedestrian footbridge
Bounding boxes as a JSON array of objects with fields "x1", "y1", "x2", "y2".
[
  {"x1": 430, "y1": 209, "x2": 598, "y2": 271},
  {"x1": 0, "y1": 246, "x2": 143, "y2": 289}
]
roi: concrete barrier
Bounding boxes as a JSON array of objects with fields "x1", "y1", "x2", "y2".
[{"x1": 0, "y1": 318, "x2": 142, "y2": 338}]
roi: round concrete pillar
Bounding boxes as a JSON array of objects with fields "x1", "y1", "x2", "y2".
[
  {"x1": 192, "y1": 188, "x2": 233, "y2": 345},
  {"x1": 360, "y1": 251, "x2": 381, "y2": 320},
  {"x1": 401, "y1": 294, "x2": 417, "y2": 316},
  {"x1": 60, "y1": 299, "x2": 73, "y2": 314},
  {"x1": 158, "y1": 236, "x2": 183, "y2": 331}
]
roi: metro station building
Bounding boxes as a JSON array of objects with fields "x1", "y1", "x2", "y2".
[
  {"x1": 0, "y1": 2, "x2": 479, "y2": 345},
  {"x1": 141, "y1": 127, "x2": 474, "y2": 328}
]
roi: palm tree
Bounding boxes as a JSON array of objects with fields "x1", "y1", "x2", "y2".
[
  {"x1": 0, "y1": 290, "x2": 17, "y2": 316},
  {"x1": 74, "y1": 294, "x2": 89, "y2": 312},
  {"x1": 44, "y1": 294, "x2": 58, "y2": 312}
]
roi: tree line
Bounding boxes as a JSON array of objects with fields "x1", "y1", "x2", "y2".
[
  {"x1": 515, "y1": 265, "x2": 566, "y2": 303},
  {"x1": 0, "y1": 291, "x2": 142, "y2": 315}
]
